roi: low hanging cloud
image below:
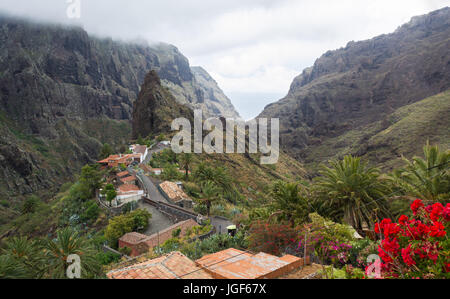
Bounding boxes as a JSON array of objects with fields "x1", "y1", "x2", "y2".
[{"x1": 0, "y1": 0, "x2": 448, "y2": 119}]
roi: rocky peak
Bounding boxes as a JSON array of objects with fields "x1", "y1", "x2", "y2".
[{"x1": 132, "y1": 70, "x2": 193, "y2": 139}]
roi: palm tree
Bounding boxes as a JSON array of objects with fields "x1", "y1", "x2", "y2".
[
  {"x1": 270, "y1": 181, "x2": 310, "y2": 227},
  {"x1": 0, "y1": 255, "x2": 29, "y2": 279},
  {"x1": 314, "y1": 155, "x2": 391, "y2": 236},
  {"x1": 179, "y1": 153, "x2": 193, "y2": 179},
  {"x1": 201, "y1": 181, "x2": 220, "y2": 217},
  {"x1": 194, "y1": 163, "x2": 233, "y2": 194},
  {"x1": 392, "y1": 143, "x2": 449, "y2": 203},
  {"x1": 1, "y1": 236, "x2": 44, "y2": 278},
  {"x1": 43, "y1": 228, "x2": 101, "y2": 279}
]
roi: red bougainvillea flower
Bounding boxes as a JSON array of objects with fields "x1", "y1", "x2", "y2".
[
  {"x1": 429, "y1": 203, "x2": 444, "y2": 222},
  {"x1": 398, "y1": 215, "x2": 409, "y2": 226},
  {"x1": 411, "y1": 199, "x2": 424, "y2": 215},
  {"x1": 429, "y1": 222, "x2": 446, "y2": 238},
  {"x1": 375, "y1": 199, "x2": 449, "y2": 278},
  {"x1": 443, "y1": 204, "x2": 450, "y2": 221},
  {"x1": 401, "y1": 244, "x2": 416, "y2": 266}
]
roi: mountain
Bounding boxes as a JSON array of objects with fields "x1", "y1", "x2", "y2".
[
  {"x1": 258, "y1": 7, "x2": 450, "y2": 171},
  {"x1": 0, "y1": 15, "x2": 238, "y2": 199},
  {"x1": 132, "y1": 70, "x2": 193, "y2": 139},
  {"x1": 191, "y1": 66, "x2": 240, "y2": 119}
]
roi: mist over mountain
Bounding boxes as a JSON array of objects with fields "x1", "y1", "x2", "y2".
[
  {"x1": 259, "y1": 7, "x2": 450, "y2": 171},
  {"x1": 0, "y1": 15, "x2": 238, "y2": 199}
]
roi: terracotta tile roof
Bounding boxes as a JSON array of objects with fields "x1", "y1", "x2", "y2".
[
  {"x1": 119, "y1": 232, "x2": 148, "y2": 244},
  {"x1": 107, "y1": 252, "x2": 212, "y2": 279},
  {"x1": 159, "y1": 181, "x2": 191, "y2": 203},
  {"x1": 97, "y1": 155, "x2": 120, "y2": 163},
  {"x1": 117, "y1": 171, "x2": 130, "y2": 178},
  {"x1": 121, "y1": 175, "x2": 137, "y2": 183},
  {"x1": 118, "y1": 185, "x2": 141, "y2": 193},
  {"x1": 195, "y1": 248, "x2": 303, "y2": 279}
]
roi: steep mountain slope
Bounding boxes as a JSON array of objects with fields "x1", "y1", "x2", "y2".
[
  {"x1": 302, "y1": 90, "x2": 450, "y2": 170},
  {"x1": 0, "y1": 15, "x2": 238, "y2": 199},
  {"x1": 259, "y1": 7, "x2": 450, "y2": 170},
  {"x1": 191, "y1": 66, "x2": 240, "y2": 119},
  {"x1": 132, "y1": 70, "x2": 193, "y2": 139}
]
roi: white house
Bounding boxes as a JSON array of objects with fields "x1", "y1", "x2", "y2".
[
  {"x1": 129, "y1": 144, "x2": 149, "y2": 163},
  {"x1": 114, "y1": 184, "x2": 144, "y2": 206}
]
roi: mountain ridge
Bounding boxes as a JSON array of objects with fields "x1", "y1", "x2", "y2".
[{"x1": 258, "y1": 7, "x2": 450, "y2": 170}]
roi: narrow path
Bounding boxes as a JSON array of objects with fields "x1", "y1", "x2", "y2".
[{"x1": 137, "y1": 201, "x2": 174, "y2": 236}]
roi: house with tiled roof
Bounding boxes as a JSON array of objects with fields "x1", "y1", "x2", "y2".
[
  {"x1": 117, "y1": 171, "x2": 130, "y2": 178},
  {"x1": 159, "y1": 181, "x2": 193, "y2": 209},
  {"x1": 129, "y1": 144, "x2": 149, "y2": 163},
  {"x1": 107, "y1": 252, "x2": 212, "y2": 279},
  {"x1": 120, "y1": 175, "x2": 137, "y2": 185},
  {"x1": 195, "y1": 248, "x2": 304, "y2": 279},
  {"x1": 98, "y1": 154, "x2": 139, "y2": 168},
  {"x1": 106, "y1": 248, "x2": 306, "y2": 279},
  {"x1": 114, "y1": 185, "x2": 144, "y2": 207},
  {"x1": 119, "y1": 219, "x2": 199, "y2": 257}
]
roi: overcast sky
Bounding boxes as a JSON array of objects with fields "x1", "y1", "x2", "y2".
[{"x1": 0, "y1": 0, "x2": 448, "y2": 119}]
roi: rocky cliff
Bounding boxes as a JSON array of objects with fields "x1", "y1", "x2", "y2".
[
  {"x1": 191, "y1": 66, "x2": 240, "y2": 119},
  {"x1": 0, "y1": 15, "x2": 237, "y2": 199},
  {"x1": 132, "y1": 70, "x2": 193, "y2": 139},
  {"x1": 259, "y1": 7, "x2": 450, "y2": 170}
]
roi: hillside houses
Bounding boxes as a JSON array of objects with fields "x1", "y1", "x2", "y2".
[
  {"x1": 97, "y1": 154, "x2": 141, "y2": 168},
  {"x1": 107, "y1": 248, "x2": 307, "y2": 279},
  {"x1": 159, "y1": 181, "x2": 193, "y2": 209},
  {"x1": 97, "y1": 145, "x2": 149, "y2": 168},
  {"x1": 129, "y1": 144, "x2": 149, "y2": 162}
]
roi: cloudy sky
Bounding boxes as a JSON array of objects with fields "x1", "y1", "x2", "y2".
[{"x1": 0, "y1": 0, "x2": 448, "y2": 119}]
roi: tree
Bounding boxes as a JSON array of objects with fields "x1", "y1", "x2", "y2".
[
  {"x1": 105, "y1": 184, "x2": 117, "y2": 207},
  {"x1": 162, "y1": 163, "x2": 180, "y2": 181},
  {"x1": 1, "y1": 237, "x2": 44, "y2": 278},
  {"x1": 314, "y1": 155, "x2": 391, "y2": 237},
  {"x1": 201, "y1": 181, "x2": 220, "y2": 217},
  {"x1": 270, "y1": 181, "x2": 310, "y2": 227},
  {"x1": 392, "y1": 143, "x2": 449, "y2": 203},
  {"x1": 43, "y1": 228, "x2": 102, "y2": 278},
  {"x1": 137, "y1": 135, "x2": 144, "y2": 145},
  {"x1": 179, "y1": 153, "x2": 193, "y2": 179},
  {"x1": 194, "y1": 163, "x2": 233, "y2": 194},
  {"x1": 79, "y1": 165, "x2": 102, "y2": 197},
  {"x1": 99, "y1": 143, "x2": 113, "y2": 160},
  {"x1": 104, "y1": 209, "x2": 151, "y2": 248}
]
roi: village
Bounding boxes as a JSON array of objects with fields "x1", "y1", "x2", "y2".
[{"x1": 94, "y1": 140, "x2": 318, "y2": 279}]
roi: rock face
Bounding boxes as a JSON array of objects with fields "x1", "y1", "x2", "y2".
[
  {"x1": 132, "y1": 70, "x2": 193, "y2": 139},
  {"x1": 0, "y1": 15, "x2": 237, "y2": 199},
  {"x1": 191, "y1": 66, "x2": 240, "y2": 119},
  {"x1": 258, "y1": 7, "x2": 450, "y2": 170}
]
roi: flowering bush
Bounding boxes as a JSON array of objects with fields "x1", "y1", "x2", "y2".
[
  {"x1": 299, "y1": 214, "x2": 355, "y2": 267},
  {"x1": 374, "y1": 200, "x2": 450, "y2": 279}
]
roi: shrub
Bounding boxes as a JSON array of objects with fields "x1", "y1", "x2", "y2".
[{"x1": 374, "y1": 199, "x2": 450, "y2": 279}]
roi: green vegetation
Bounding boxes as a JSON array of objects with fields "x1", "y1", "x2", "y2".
[
  {"x1": 99, "y1": 143, "x2": 114, "y2": 160},
  {"x1": 104, "y1": 209, "x2": 152, "y2": 248},
  {"x1": 391, "y1": 143, "x2": 449, "y2": 203},
  {"x1": 0, "y1": 228, "x2": 103, "y2": 279},
  {"x1": 313, "y1": 155, "x2": 391, "y2": 236}
]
